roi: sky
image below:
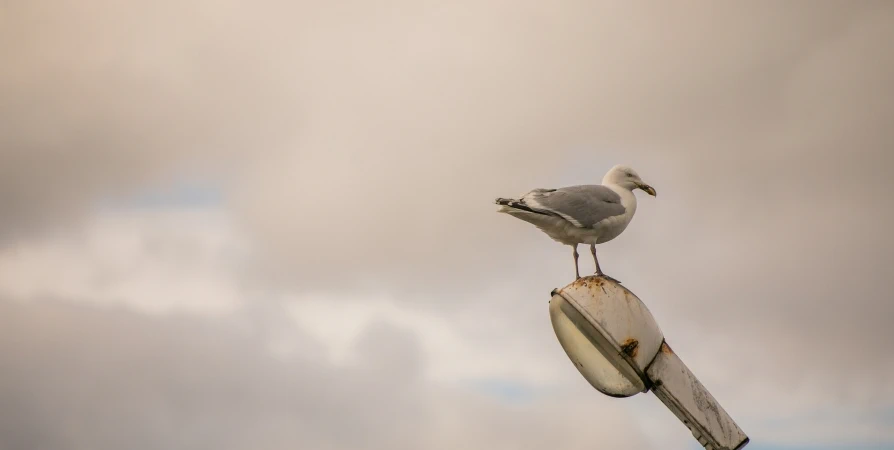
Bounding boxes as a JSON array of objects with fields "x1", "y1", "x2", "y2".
[{"x1": 1, "y1": 1, "x2": 893, "y2": 449}]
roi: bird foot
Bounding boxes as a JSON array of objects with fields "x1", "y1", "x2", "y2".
[{"x1": 596, "y1": 273, "x2": 621, "y2": 284}]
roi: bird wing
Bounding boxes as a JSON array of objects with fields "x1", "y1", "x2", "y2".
[{"x1": 521, "y1": 185, "x2": 626, "y2": 228}]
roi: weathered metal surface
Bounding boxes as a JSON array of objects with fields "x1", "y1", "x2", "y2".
[
  {"x1": 548, "y1": 276, "x2": 749, "y2": 449},
  {"x1": 548, "y1": 275, "x2": 664, "y2": 397},
  {"x1": 554, "y1": 276, "x2": 665, "y2": 375},
  {"x1": 647, "y1": 342, "x2": 749, "y2": 450},
  {"x1": 549, "y1": 295, "x2": 644, "y2": 396}
]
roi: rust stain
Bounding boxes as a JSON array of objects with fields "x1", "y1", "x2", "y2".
[
  {"x1": 661, "y1": 342, "x2": 674, "y2": 355},
  {"x1": 621, "y1": 338, "x2": 639, "y2": 358},
  {"x1": 575, "y1": 276, "x2": 602, "y2": 287},
  {"x1": 590, "y1": 277, "x2": 608, "y2": 294}
]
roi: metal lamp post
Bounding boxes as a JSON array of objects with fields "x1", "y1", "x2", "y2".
[{"x1": 548, "y1": 276, "x2": 749, "y2": 450}]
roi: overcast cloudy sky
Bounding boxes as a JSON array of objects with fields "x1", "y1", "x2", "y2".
[{"x1": 2, "y1": 1, "x2": 893, "y2": 449}]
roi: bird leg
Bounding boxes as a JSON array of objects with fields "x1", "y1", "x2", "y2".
[
  {"x1": 590, "y1": 244, "x2": 621, "y2": 284},
  {"x1": 589, "y1": 244, "x2": 603, "y2": 275},
  {"x1": 572, "y1": 245, "x2": 580, "y2": 279}
]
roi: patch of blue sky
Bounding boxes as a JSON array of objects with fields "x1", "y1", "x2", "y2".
[
  {"x1": 98, "y1": 177, "x2": 225, "y2": 211},
  {"x1": 683, "y1": 405, "x2": 894, "y2": 450},
  {"x1": 466, "y1": 378, "x2": 538, "y2": 404},
  {"x1": 735, "y1": 444, "x2": 893, "y2": 450}
]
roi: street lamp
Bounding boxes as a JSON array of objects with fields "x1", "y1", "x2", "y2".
[{"x1": 549, "y1": 276, "x2": 749, "y2": 450}]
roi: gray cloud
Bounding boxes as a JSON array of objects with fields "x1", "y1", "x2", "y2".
[
  {"x1": 230, "y1": 0, "x2": 893, "y2": 295},
  {"x1": 2, "y1": 0, "x2": 894, "y2": 448},
  {"x1": 0, "y1": 0, "x2": 307, "y2": 237},
  {"x1": 0, "y1": 297, "x2": 654, "y2": 450}
]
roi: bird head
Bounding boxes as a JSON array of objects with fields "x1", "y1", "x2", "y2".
[{"x1": 603, "y1": 165, "x2": 657, "y2": 197}]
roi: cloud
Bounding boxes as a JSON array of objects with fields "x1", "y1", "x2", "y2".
[
  {"x1": 1, "y1": 1, "x2": 893, "y2": 448},
  {"x1": 1, "y1": 203, "x2": 891, "y2": 448},
  {"x1": 0, "y1": 209, "x2": 249, "y2": 315},
  {"x1": 0, "y1": 0, "x2": 305, "y2": 237},
  {"x1": 0, "y1": 296, "x2": 661, "y2": 450}
]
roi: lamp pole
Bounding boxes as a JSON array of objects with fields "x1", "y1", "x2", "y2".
[{"x1": 548, "y1": 276, "x2": 749, "y2": 450}]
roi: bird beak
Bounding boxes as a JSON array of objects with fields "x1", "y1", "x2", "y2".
[{"x1": 637, "y1": 183, "x2": 657, "y2": 197}]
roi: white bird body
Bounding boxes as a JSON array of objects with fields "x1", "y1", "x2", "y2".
[{"x1": 495, "y1": 164, "x2": 655, "y2": 279}]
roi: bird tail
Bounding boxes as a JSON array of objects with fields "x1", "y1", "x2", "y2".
[
  {"x1": 495, "y1": 196, "x2": 567, "y2": 243},
  {"x1": 495, "y1": 197, "x2": 541, "y2": 214}
]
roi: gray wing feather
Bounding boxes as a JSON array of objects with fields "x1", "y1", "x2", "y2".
[{"x1": 522, "y1": 185, "x2": 625, "y2": 228}]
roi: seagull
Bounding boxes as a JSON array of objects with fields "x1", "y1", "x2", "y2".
[{"x1": 495, "y1": 164, "x2": 656, "y2": 281}]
